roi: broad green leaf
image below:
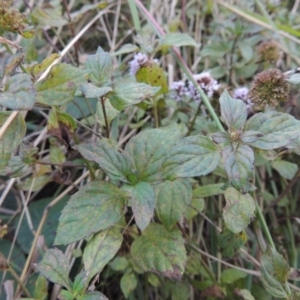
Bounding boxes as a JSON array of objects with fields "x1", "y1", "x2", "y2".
[
  {"x1": 0, "y1": 112, "x2": 26, "y2": 168},
  {"x1": 31, "y1": 4, "x2": 68, "y2": 27},
  {"x1": 162, "y1": 136, "x2": 220, "y2": 179},
  {"x1": 131, "y1": 223, "x2": 186, "y2": 279},
  {"x1": 123, "y1": 182, "x2": 155, "y2": 231},
  {"x1": 222, "y1": 144, "x2": 254, "y2": 193},
  {"x1": 125, "y1": 125, "x2": 182, "y2": 183},
  {"x1": 260, "y1": 247, "x2": 290, "y2": 298},
  {"x1": 72, "y1": 271, "x2": 87, "y2": 297},
  {"x1": 223, "y1": 187, "x2": 255, "y2": 233},
  {"x1": 109, "y1": 256, "x2": 129, "y2": 271},
  {"x1": 240, "y1": 131, "x2": 263, "y2": 143},
  {"x1": 33, "y1": 275, "x2": 47, "y2": 300},
  {"x1": 155, "y1": 179, "x2": 192, "y2": 230},
  {"x1": 110, "y1": 81, "x2": 159, "y2": 111},
  {"x1": 78, "y1": 291, "x2": 108, "y2": 300},
  {"x1": 193, "y1": 183, "x2": 225, "y2": 198},
  {"x1": 59, "y1": 290, "x2": 74, "y2": 300},
  {"x1": 112, "y1": 44, "x2": 139, "y2": 56},
  {"x1": 218, "y1": 227, "x2": 247, "y2": 258},
  {"x1": 17, "y1": 174, "x2": 51, "y2": 191},
  {"x1": 55, "y1": 181, "x2": 127, "y2": 245},
  {"x1": 237, "y1": 40, "x2": 253, "y2": 62},
  {"x1": 0, "y1": 156, "x2": 30, "y2": 177},
  {"x1": 272, "y1": 160, "x2": 298, "y2": 180},
  {"x1": 80, "y1": 83, "x2": 112, "y2": 99},
  {"x1": 160, "y1": 32, "x2": 199, "y2": 48},
  {"x1": 220, "y1": 268, "x2": 247, "y2": 284},
  {"x1": 120, "y1": 272, "x2": 138, "y2": 298},
  {"x1": 85, "y1": 47, "x2": 112, "y2": 86},
  {"x1": 245, "y1": 111, "x2": 300, "y2": 150},
  {"x1": 35, "y1": 63, "x2": 88, "y2": 106},
  {"x1": 83, "y1": 227, "x2": 123, "y2": 281},
  {"x1": 135, "y1": 64, "x2": 169, "y2": 96},
  {"x1": 35, "y1": 248, "x2": 70, "y2": 289},
  {"x1": 169, "y1": 280, "x2": 190, "y2": 300},
  {"x1": 211, "y1": 132, "x2": 230, "y2": 144},
  {"x1": 78, "y1": 139, "x2": 132, "y2": 182},
  {"x1": 220, "y1": 90, "x2": 247, "y2": 129},
  {"x1": 236, "y1": 289, "x2": 255, "y2": 300},
  {"x1": 201, "y1": 42, "x2": 230, "y2": 58},
  {"x1": 96, "y1": 99, "x2": 119, "y2": 126},
  {"x1": 0, "y1": 74, "x2": 35, "y2": 110},
  {"x1": 184, "y1": 197, "x2": 204, "y2": 221},
  {"x1": 28, "y1": 53, "x2": 60, "y2": 78}
]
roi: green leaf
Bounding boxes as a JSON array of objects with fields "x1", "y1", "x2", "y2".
[
  {"x1": 78, "y1": 291, "x2": 108, "y2": 300},
  {"x1": 85, "y1": 47, "x2": 113, "y2": 86},
  {"x1": 160, "y1": 32, "x2": 199, "y2": 48},
  {"x1": 162, "y1": 136, "x2": 220, "y2": 179},
  {"x1": 235, "y1": 289, "x2": 255, "y2": 300},
  {"x1": 109, "y1": 256, "x2": 128, "y2": 271},
  {"x1": 80, "y1": 83, "x2": 112, "y2": 98},
  {"x1": 193, "y1": 183, "x2": 225, "y2": 198},
  {"x1": 260, "y1": 246, "x2": 290, "y2": 298},
  {"x1": 28, "y1": 53, "x2": 60, "y2": 78},
  {"x1": 244, "y1": 111, "x2": 300, "y2": 150},
  {"x1": 218, "y1": 227, "x2": 247, "y2": 258},
  {"x1": 123, "y1": 182, "x2": 155, "y2": 231},
  {"x1": 35, "y1": 63, "x2": 88, "y2": 105},
  {"x1": 31, "y1": 4, "x2": 68, "y2": 27},
  {"x1": 237, "y1": 40, "x2": 253, "y2": 62},
  {"x1": 0, "y1": 112, "x2": 26, "y2": 168},
  {"x1": 59, "y1": 290, "x2": 74, "y2": 300},
  {"x1": 223, "y1": 187, "x2": 255, "y2": 233},
  {"x1": 35, "y1": 248, "x2": 70, "y2": 289},
  {"x1": 155, "y1": 179, "x2": 192, "y2": 230},
  {"x1": 131, "y1": 223, "x2": 186, "y2": 279},
  {"x1": 211, "y1": 132, "x2": 230, "y2": 144},
  {"x1": 220, "y1": 90, "x2": 247, "y2": 129},
  {"x1": 184, "y1": 197, "x2": 204, "y2": 221},
  {"x1": 120, "y1": 272, "x2": 138, "y2": 298},
  {"x1": 112, "y1": 44, "x2": 139, "y2": 56},
  {"x1": 55, "y1": 181, "x2": 127, "y2": 245},
  {"x1": 240, "y1": 131, "x2": 263, "y2": 143},
  {"x1": 96, "y1": 99, "x2": 119, "y2": 126},
  {"x1": 77, "y1": 139, "x2": 132, "y2": 182},
  {"x1": 110, "y1": 81, "x2": 159, "y2": 111},
  {"x1": 222, "y1": 144, "x2": 254, "y2": 193},
  {"x1": 272, "y1": 160, "x2": 298, "y2": 180},
  {"x1": 220, "y1": 268, "x2": 247, "y2": 284},
  {"x1": 0, "y1": 74, "x2": 35, "y2": 110},
  {"x1": 72, "y1": 271, "x2": 87, "y2": 297},
  {"x1": 125, "y1": 125, "x2": 182, "y2": 183},
  {"x1": 33, "y1": 275, "x2": 48, "y2": 300},
  {"x1": 83, "y1": 227, "x2": 123, "y2": 281},
  {"x1": 201, "y1": 42, "x2": 230, "y2": 58}
]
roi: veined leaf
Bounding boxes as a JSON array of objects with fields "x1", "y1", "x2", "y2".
[
  {"x1": 220, "y1": 90, "x2": 247, "y2": 130},
  {"x1": 193, "y1": 183, "x2": 225, "y2": 198},
  {"x1": 55, "y1": 181, "x2": 127, "y2": 245},
  {"x1": 83, "y1": 227, "x2": 123, "y2": 281},
  {"x1": 245, "y1": 111, "x2": 300, "y2": 150},
  {"x1": 0, "y1": 74, "x2": 35, "y2": 110},
  {"x1": 123, "y1": 182, "x2": 155, "y2": 231},
  {"x1": 260, "y1": 246, "x2": 290, "y2": 298},
  {"x1": 85, "y1": 47, "x2": 113, "y2": 86},
  {"x1": 80, "y1": 83, "x2": 112, "y2": 99},
  {"x1": 223, "y1": 187, "x2": 255, "y2": 233},
  {"x1": 162, "y1": 135, "x2": 220, "y2": 179},
  {"x1": 272, "y1": 160, "x2": 298, "y2": 180},
  {"x1": 120, "y1": 272, "x2": 138, "y2": 298},
  {"x1": 35, "y1": 248, "x2": 70, "y2": 289},
  {"x1": 125, "y1": 124, "x2": 182, "y2": 183},
  {"x1": 160, "y1": 33, "x2": 199, "y2": 48},
  {"x1": 131, "y1": 223, "x2": 186, "y2": 279},
  {"x1": 78, "y1": 139, "x2": 132, "y2": 183},
  {"x1": 35, "y1": 63, "x2": 88, "y2": 106},
  {"x1": 0, "y1": 112, "x2": 26, "y2": 168},
  {"x1": 155, "y1": 179, "x2": 192, "y2": 230},
  {"x1": 222, "y1": 144, "x2": 254, "y2": 193}
]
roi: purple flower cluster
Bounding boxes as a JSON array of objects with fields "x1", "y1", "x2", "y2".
[
  {"x1": 128, "y1": 52, "x2": 159, "y2": 76},
  {"x1": 170, "y1": 72, "x2": 219, "y2": 103},
  {"x1": 233, "y1": 87, "x2": 253, "y2": 114}
]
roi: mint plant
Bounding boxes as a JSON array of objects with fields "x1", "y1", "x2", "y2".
[{"x1": 2, "y1": 1, "x2": 300, "y2": 299}]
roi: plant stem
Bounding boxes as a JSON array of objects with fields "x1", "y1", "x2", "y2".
[
  {"x1": 100, "y1": 97, "x2": 110, "y2": 138},
  {"x1": 187, "y1": 101, "x2": 202, "y2": 135}
]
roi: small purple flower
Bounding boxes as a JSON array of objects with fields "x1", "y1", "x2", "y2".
[
  {"x1": 128, "y1": 52, "x2": 150, "y2": 76},
  {"x1": 233, "y1": 87, "x2": 253, "y2": 114}
]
